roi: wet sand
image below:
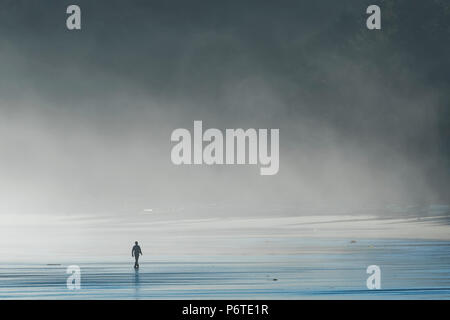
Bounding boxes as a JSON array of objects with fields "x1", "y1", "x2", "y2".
[{"x1": 1, "y1": 238, "x2": 449, "y2": 299}]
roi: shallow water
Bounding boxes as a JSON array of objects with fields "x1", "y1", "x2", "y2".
[{"x1": 0, "y1": 238, "x2": 449, "y2": 299}]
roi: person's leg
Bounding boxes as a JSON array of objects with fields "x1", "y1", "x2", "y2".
[{"x1": 135, "y1": 255, "x2": 139, "y2": 268}]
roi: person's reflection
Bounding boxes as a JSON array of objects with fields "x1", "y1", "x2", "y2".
[{"x1": 134, "y1": 268, "x2": 140, "y2": 298}]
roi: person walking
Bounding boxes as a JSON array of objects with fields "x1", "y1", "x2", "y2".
[{"x1": 132, "y1": 241, "x2": 143, "y2": 269}]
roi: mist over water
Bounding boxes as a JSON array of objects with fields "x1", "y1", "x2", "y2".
[
  {"x1": 0, "y1": 1, "x2": 449, "y2": 300},
  {"x1": 0, "y1": 0, "x2": 449, "y2": 257}
]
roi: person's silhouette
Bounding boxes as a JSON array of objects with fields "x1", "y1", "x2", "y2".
[{"x1": 132, "y1": 241, "x2": 143, "y2": 268}]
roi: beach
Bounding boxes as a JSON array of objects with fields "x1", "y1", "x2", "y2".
[{"x1": 0, "y1": 237, "x2": 449, "y2": 299}]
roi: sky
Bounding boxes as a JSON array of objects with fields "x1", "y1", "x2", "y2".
[{"x1": 0, "y1": 0, "x2": 449, "y2": 221}]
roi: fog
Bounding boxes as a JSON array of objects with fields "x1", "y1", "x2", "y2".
[{"x1": 0, "y1": 0, "x2": 449, "y2": 220}]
